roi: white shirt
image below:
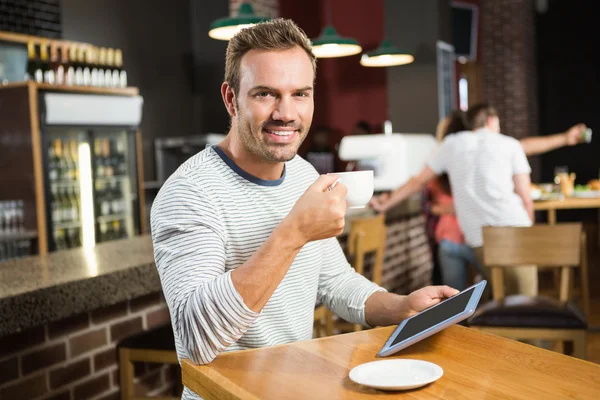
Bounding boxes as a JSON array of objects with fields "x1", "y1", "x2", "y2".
[
  {"x1": 427, "y1": 129, "x2": 532, "y2": 247},
  {"x1": 151, "y1": 146, "x2": 383, "y2": 399}
]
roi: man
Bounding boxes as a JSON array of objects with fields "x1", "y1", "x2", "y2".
[
  {"x1": 371, "y1": 103, "x2": 586, "y2": 296},
  {"x1": 151, "y1": 19, "x2": 457, "y2": 399}
]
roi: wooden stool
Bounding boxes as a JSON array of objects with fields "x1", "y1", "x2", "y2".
[{"x1": 117, "y1": 324, "x2": 179, "y2": 400}]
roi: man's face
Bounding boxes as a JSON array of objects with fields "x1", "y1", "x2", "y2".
[
  {"x1": 232, "y1": 46, "x2": 314, "y2": 162},
  {"x1": 486, "y1": 116, "x2": 501, "y2": 133}
]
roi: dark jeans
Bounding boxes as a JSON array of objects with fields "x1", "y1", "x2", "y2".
[{"x1": 438, "y1": 239, "x2": 484, "y2": 291}]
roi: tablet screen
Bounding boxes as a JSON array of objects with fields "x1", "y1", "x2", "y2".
[{"x1": 391, "y1": 287, "x2": 475, "y2": 347}]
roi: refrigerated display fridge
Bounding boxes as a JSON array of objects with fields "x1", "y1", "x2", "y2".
[{"x1": 0, "y1": 82, "x2": 144, "y2": 256}]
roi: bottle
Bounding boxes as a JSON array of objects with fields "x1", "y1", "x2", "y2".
[
  {"x1": 69, "y1": 140, "x2": 79, "y2": 181},
  {"x1": 90, "y1": 48, "x2": 99, "y2": 86},
  {"x1": 57, "y1": 43, "x2": 68, "y2": 85},
  {"x1": 51, "y1": 187, "x2": 61, "y2": 224},
  {"x1": 112, "y1": 220, "x2": 124, "y2": 239},
  {"x1": 83, "y1": 48, "x2": 91, "y2": 86},
  {"x1": 99, "y1": 222, "x2": 108, "y2": 242},
  {"x1": 68, "y1": 187, "x2": 79, "y2": 222},
  {"x1": 102, "y1": 139, "x2": 113, "y2": 177},
  {"x1": 48, "y1": 141, "x2": 58, "y2": 181},
  {"x1": 75, "y1": 46, "x2": 85, "y2": 85},
  {"x1": 114, "y1": 49, "x2": 127, "y2": 88},
  {"x1": 54, "y1": 228, "x2": 67, "y2": 250},
  {"x1": 26, "y1": 41, "x2": 38, "y2": 81},
  {"x1": 94, "y1": 139, "x2": 104, "y2": 177},
  {"x1": 55, "y1": 139, "x2": 67, "y2": 181},
  {"x1": 105, "y1": 48, "x2": 115, "y2": 87},
  {"x1": 46, "y1": 43, "x2": 58, "y2": 85},
  {"x1": 110, "y1": 181, "x2": 121, "y2": 214},
  {"x1": 59, "y1": 187, "x2": 71, "y2": 222},
  {"x1": 35, "y1": 41, "x2": 49, "y2": 83},
  {"x1": 110, "y1": 139, "x2": 120, "y2": 177},
  {"x1": 116, "y1": 137, "x2": 127, "y2": 176},
  {"x1": 100, "y1": 181, "x2": 111, "y2": 216},
  {"x1": 66, "y1": 45, "x2": 77, "y2": 86},
  {"x1": 98, "y1": 48, "x2": 107, "y2": 87},
  {"x1": 63, "y1": 140, "x2": 74, "y2": 181}
]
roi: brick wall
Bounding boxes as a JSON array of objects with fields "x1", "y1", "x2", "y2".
[
  {"x1": 480, "y1": 0, "x2": 540, "y2": 177},
  {"x1": 0, "y1": 293, "x2": 177, "y2": 400},
  {"x1": 230, "y1": 0, "x2": 279, "y2": 18},
  {"x1": 338, "y1": 213, "x2": 432, "y2": 295}
]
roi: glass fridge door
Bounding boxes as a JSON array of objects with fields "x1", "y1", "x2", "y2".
[
  {"x1": 44, "y1": 127, "x2": 90, "y2": 251},
  {"x1": 91, "y1": 128, "x2": 139, "y2": 243}
]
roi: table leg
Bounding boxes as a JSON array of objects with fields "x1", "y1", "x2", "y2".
[{"x1": 548, "y1": 209, "x2": 556, "y2": 225}]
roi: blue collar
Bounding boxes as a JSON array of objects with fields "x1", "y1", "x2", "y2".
[{"x1": 212, "y1": 146, "x2": 286, "y2": 187}]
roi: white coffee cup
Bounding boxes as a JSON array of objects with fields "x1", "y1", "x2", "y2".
[{"x1": 329, "y1": 170, "x2": 374, "y2": 209}]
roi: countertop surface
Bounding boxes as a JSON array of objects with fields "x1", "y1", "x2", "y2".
[{"x1": 0, "y1": 236, "x2": 160, "y2": 336}]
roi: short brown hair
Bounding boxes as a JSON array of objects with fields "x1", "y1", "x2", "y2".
[
  {"x1": 466, "y1": 103, "x2": 498, "y2": 130},
  {"x1": 224, "y1": 18, "x2": 316, "y2": 96}
]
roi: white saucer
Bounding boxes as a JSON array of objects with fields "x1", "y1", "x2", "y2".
[{"x1": 349, "y1": 359, "x2": 443, "y2": 391}]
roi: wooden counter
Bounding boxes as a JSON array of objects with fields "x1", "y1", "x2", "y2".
[
  {"x1": 534, "y1": 197, "x2": 600, "y2": 224},
  {"x1": 182, "y1": 325, "x2": 600, "y2": 399}
]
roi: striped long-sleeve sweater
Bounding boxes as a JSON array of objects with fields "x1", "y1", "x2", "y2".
[{"x1": 151, "y1": 146, "x2": 384, "y2": 399}]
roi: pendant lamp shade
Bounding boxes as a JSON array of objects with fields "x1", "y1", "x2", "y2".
[
  {"x1": 311, "y1": 26, "x2": 362, "y2": 58},
  {"x1": 360, "y1": 40, "x2": 414, "y2": 67},
  {"x1": 208, "y1": 2, "x2": 269, "y2": 41}
]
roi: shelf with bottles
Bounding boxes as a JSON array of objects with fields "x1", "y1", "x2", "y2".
[
  {"x1": 53, "y1": 221, "x2": 82, "y2": 230},
  {"x1": 53, "y1": 226, "x2": 82, "y2": 250},
  {"x1": 0, "y1": 230, "x2": 38, "y2": 243},
  {"x1": 96, "y1": 214, "x2": 127, "y2": 224},
  {"x1": 0, "y1": 30, "x2": 129, "y2": 90},
  {"x1": 97, "y1": 219, "x2": 127, "y2": 242},
  {"x1": 93, "y1": 137, "x2": 129, "y2": 179}
]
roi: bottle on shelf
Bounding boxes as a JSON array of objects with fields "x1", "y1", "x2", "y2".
[
  {"x1": 26, "y1": 41, "x2": 38, "y2": 81},
  {"x1": 67, "y1": 186, "x2": 80, "y2": 222},
  {"x1": 54, "y1": 228, "x2": 67, "y2": 250},
  {"x1": 75, "y1": 46, "x2": 85, "y2": 86},
  {"x1": 66, "y1": 45, "x2": 77, "y2": 86},
  {"x1": 105, "y1": 48, "x2": 115, "y2": 88},
  {"x1": 69, "y1": 139, "x2": 79, "y2": 181},
  {"x1": 114, "y1": 49, "x2": 127, "y2": 88},
  {"x1": 94, "y1": 138, "x2": 104, "y2": 177},
  {"x1": 48, "y1": 140, "x2": 58, "y2": 181},
  {"x1": 82, "y1": 48, "x2": 92, "y2": 86},
  {"x1": 54, "y1": 139, "x2": 67, "y2": 181},
  {"x1": 99, "y1": 222, "x2": 108, "y2": 242},
  {"x1": 102, "y1": 138, "x2": 113, "y2": 177},
  {"x1": 90, "y1": 47, "x2": 99, "y2": 86},
  {"x1": 116, "y1": 137, "x2": 127, "y2": 176},
  {"x1": 35, "y1": 41, "x2": 49, "y2": 83},
  {"x1": 98, "y1": 47, "x2": 107, "y2": 87},
  {"x1": 46, "y1": 43, "x2": 58, "y2": 85},
  {"x1": 58, "y1": 43, "x2": 68, "y2": 86},
  {"x1": 51, "y1": 187, "x2": 61, "y2": 224},
  {"x1": 66, "y1": 227, "x2": 81, "y2": 248}
]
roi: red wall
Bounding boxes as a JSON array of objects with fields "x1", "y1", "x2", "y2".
[{"x1": 279, "y1": 0, "x2": 388, "y2": 152}]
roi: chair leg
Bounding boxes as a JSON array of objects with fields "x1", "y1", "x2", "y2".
[
  {"x1": 325, "y1": 310, "x2": 334, "y2": 336},
  {"x1": 552, "y1": 341, "x2": 565, "y2": 354},
  {"x1": 572, "y1": 331, "x2": 587, "y2": 360},
  {"x1": 119, "y1": 348, "x2": 135, "y2": 400}
]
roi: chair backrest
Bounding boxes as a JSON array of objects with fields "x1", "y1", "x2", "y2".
[
  {"x1": 483, "y1": 224, "x2": 582, "y2": 267},
  {"x1": 348, "y1": 214, "x2": 386, "y2": 285},
  {"x1": 482, "y1": 224, "x2": 585, "y2": 303}
]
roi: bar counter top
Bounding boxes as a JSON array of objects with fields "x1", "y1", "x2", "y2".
[{"x1": 0, "y1": 235, "x2": 159, "y2": 337}]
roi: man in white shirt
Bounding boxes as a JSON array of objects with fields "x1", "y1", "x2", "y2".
[{"x1": 372, "y1": 104, "x2": 537, "y2": 295}]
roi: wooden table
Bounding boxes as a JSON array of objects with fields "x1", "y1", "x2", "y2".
[
  {"x1": 534, "y1": 197, "x2": 600, "y2": 224},
  {"x1": 182, "y1": 325, "x2": 600, "y2": 399}
]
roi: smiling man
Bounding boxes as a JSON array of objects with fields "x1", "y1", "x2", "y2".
[{"x1": 150, "y1": 19, "x2": 457, "y2": 400}]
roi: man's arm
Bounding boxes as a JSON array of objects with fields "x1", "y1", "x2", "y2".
[
  {"x1": 152, "y1": 174, "x2": 347, "y2": 364},
  {"x1": 364, "y1": 287, "x2": 458, "y2": 327},
  {"x1": 519, "y1": 123, "x2": 587, "y2": 156},
  {"x1": 371, "y1": 166, "x2": 438, "y2": 212},
  {"x1": 513, "y1": 173, "x2": 534, "y2": 222}
]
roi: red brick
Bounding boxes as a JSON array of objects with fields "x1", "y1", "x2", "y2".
[
  {"x1": 112, "y1": 369, "x2": 119, "y2": 388},
  {"x1": 129, "y1": 293, "x2": 161, "y2": 312},
  {"x1": 50, "y1": 358, "x2": 91, "y2": 389},
  {"x1": 91, "y1": 302, "x2": 128, "y2": 324},
  {"x1": 97, "y1": 390, "x2": 120, "y2": 400},
  {"x1": 42, "y1": 390, "x2": 72, "y2": 400},
  {"x1": 73, "y1": 374, "x2": 110, "y2": 400},
  {"x1": 0, "y1": 372, "x2": 47, "y2": 399},
  {"x1": 69, "y1": 327, "x2": 107, "y2": 357},
  {"x1": 0, "y1": 326, "x2": 45, "y2": 358},
  {"x1": 48, "y1": 313, "x2": 90, "y2": 339},
  {"x1": 0, "y1": 356, "x2": 18, "y2": 385},
  {"x1": 134, "y1": 370, "x2": 163, "y2": 397},
  {"x1": 110, "y1": 316, "x2": 143, "y2": 343},
  {"x1": 94, "y1": 348, "x2": 117, "y2": 372},
  {"x1": 146, "y1": 307, "x2": 170, "y2": 329},
  {"x1": 22, "y1": 343, "x2": 67, "y2": 375}
]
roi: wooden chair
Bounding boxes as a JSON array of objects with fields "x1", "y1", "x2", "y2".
[
  {"x1": 118, "y1": 324, "x2": 180, "y2": 400},
  {"x1": 468, "y1": 224, "x2": 590, "y2": 359}
]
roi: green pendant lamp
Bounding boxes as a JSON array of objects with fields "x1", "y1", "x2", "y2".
[
  {"x1": 360, "y1": 40, "x2": 414, "y2": 67},
  {"x1": 312, "y1": 25, "x2": 363, "y2": 58},
  {"x1": 208, "y1": 2, "x2": 270, "y2": 41},
  {"x1": 311, "y1": 0, "x2": 362, "y2": 58}
]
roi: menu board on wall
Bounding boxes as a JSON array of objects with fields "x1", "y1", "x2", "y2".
[{"x1": 436, "y1": 41, "x2": 457, "y2": 121}]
